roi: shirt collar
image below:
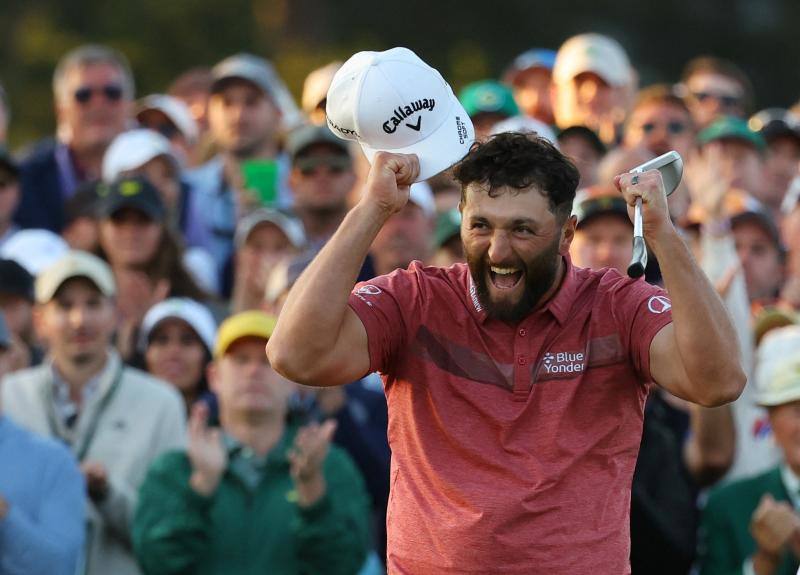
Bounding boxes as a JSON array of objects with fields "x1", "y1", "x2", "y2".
[
  {"x1": 54, "y1": 142, "x2": 81, "y2": 200},
  {"x1": 49, "y1": 350, "x2": 120, "y2": 408},
  {"x1": 222, "y1": 424, "x2": 295, "y2": 468},
  {"x1": 781, "y1": 464, "x2": 800, "y2": 508},
  {"x1": 541, "y1": 254, "x2": 579, "y2": 325},
  {"x1": 465, "y1": 254, "x2": 579, "y2": 326}
]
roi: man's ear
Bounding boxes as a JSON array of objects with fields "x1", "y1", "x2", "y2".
[{"x1": 560, "y1": 214, "x2": 577, "y2": 254}]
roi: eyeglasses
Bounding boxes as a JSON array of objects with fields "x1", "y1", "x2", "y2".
[
  {"x1": 74, "y1": 84, "x2": 124, "y2": 105},
  {"x1": 641, "y1": 121, "x2": 688, "y2": 135},
  {"x1": 295, "y1": 156, "x2": 352, "y2": 177},
  {"x1": 691, "y1": 91, "x2": 741, "y2": 108}
]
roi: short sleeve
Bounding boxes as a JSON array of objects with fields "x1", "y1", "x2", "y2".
[
  {"x1": 608, "y1": 276, "x2": 673, "y2": 382},
  {"x1": 347, "y1": 263, "x2": 425, "y2": 376}
]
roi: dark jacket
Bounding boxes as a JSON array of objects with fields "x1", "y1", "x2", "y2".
[
  {"x1": 698, "y1": 466, "x2": 799, "y2": 575},
  {"x1": 15, "y1": 138, "x2": 69, "y2": 232}
]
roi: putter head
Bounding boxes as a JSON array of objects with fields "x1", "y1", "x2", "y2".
[{"x1": 629, "y1": 150, "x2": 683, "y2": 196}]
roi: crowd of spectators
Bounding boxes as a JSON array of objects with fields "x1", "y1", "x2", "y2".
[{"x1": 1, "y1": 31, "x2": 799, "y2": 574}]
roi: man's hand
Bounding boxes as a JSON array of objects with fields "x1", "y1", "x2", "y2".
[
  {"x1": 750, "y1": 494, "x2": 800, "y2": 557},
  {"x1": 81, "y1": 461, "x2": 110, "y2": 502},
  {"x1": 614, "y1": 168, "x2": 673, "y2": 241},
  {"x1": 289, "y1": 419, "x2": 337, "y2": 507},
  {"x1": 362, "y1": 152, "x2": 420, "y2": 217},
  {"x1": 187, "y1": 403, "x2": 227, "y2": 497}
]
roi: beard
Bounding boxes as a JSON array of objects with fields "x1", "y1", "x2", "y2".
[{"x1": 466, "y1": 234, "x2": 562, "y2": 323}]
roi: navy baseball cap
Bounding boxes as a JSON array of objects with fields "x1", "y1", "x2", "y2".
[{"x1": 96, "y1": 175, "x2": 165, "y2": 221}]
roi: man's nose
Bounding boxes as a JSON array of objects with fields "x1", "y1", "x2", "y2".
[{"x1": 488, "y1": 231, "x2": 512, "y2": 263}]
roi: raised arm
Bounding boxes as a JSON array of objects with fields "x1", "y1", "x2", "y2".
[
  {"x1": 267, "y1": 153, "x2": 420, "y2": 387},
  {"x1": 615, "y1": 170, "x2": 746, "y2": 407}
]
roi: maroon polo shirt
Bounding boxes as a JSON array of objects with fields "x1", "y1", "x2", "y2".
[{"x1": 349, "y1": 256, "x2": 673, "y2": 575}]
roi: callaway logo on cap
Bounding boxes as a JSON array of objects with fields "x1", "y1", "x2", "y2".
[{"x1": 325, "y1": 47, "x2": 475, "y2": 182}]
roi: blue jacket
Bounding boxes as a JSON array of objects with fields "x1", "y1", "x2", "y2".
[{"x1": 0, "y1": 415, "x2": 85, "y2": 575}]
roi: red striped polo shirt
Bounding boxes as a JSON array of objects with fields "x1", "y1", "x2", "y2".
[{"x1": 349, "y1": 256, "x2": 673, "y2": 574}]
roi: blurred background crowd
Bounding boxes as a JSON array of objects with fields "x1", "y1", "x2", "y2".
[{"x1": 2, "y1": 4, "x2": 800, "y2": 575}]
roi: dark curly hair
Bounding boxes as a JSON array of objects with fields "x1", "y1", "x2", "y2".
[{"x1": 453, "y1": 132, "x2": 580, "y2": 222}]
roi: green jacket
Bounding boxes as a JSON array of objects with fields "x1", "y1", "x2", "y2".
[
  {"x1": 698, "y1": 466, "x2": 799, "y2": 575},
  {"x1": 132, "y1": 423, "x2": 370, "y2": 575}
]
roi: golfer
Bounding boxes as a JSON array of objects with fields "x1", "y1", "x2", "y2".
[{"x1": 267, "y1": 128, "x2": 745, "y2": 574}]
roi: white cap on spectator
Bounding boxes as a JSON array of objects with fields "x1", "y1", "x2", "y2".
[
  {"x1": 302, "y1": 61, "x2": 342, "y2": 115},
  {"x1": 103, "y1": 129, "x2": 178, "y2": 182},
  {"x1": 489, "y1": 115, "x2": 559, "y2": 148},
  {"x1": 235, "y1": 209, "x2": 306, "y2": 251},
  {"x1": 755, "y1": 325, "x2": 800, "y2": 406},
  {"x1": 553, "y1": 33, "x2": 632, "y2": 88},
  {"x1": 137, "y1": 94, "x2": 199, "y2": 143},
  {"x1": 139, "y1": 297, "x2": 217, "y2": 354},
  {"x1": 409, "y1": 182, "x2": 436, "y2": 218},
  {"x1": 326, "y1": 47, "x2": 474, "y2": 182},
  {"x1": 35, "y1": 251, "x2": 115, "y2": 303},
  {"x1": 1, "y1": 229, "x2": 69, "y2": 276}
]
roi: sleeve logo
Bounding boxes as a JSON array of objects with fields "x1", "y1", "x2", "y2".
[
  {"x1": 356, "y1": 285, "x2": 382, "y2": 296},
  {"x1": 647, "y1": 295, "x2": 672, "y2": 314}
]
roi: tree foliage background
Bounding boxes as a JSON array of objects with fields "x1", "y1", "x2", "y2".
[{"x1": 2, "y1": 0, "x2": 799, "y2": 147}]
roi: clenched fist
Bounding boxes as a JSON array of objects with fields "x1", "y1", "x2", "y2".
[{"x1": 362, "y1": 152, "x2": 420, "y2": 218}]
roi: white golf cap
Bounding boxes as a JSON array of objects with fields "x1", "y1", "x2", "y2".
[
  {"x1": 103, "y1": 129, "x2": 178, "y2": 182},
  {"x1": 35, "y1": 250, "x2": 116, "y2": 303},
  {"x1": 755, "y1": 325, "x2": 800, "y2": 407},
  {"x1": 326, "y1": 47, "x2": 474, "y2": 182},
  {"x1": 1, "y1": 229, "x2": 69, "y2": 276},
  {"x1": 553, "y1": 33, "x2": 632, "y2": 88},
  {"x1": 489, "y1": 115, "x2": 559, "y2": 148},
  {"x1": 137, "y1": 94, "x2": 199, "y2": 143},
  {"x1": 139, "y1": 297, "x2": 217, "y2": 354}
]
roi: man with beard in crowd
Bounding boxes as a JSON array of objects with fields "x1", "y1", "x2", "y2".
[{"x1": 267, "y1": 132, "x2": 745, "y2": 573}]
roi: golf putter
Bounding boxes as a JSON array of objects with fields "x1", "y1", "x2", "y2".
[{"x1": 626, "y1": 151, "x2": 683, "y2": 278}]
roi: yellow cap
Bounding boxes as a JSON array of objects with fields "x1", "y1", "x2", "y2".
[{"x1": 214, "y1": 311, "x2": 277, "y2": 359}]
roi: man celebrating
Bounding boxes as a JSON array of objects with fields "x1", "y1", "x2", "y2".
[{"x1": 268, "y1": 128, "x2": 745, "y2": 572}]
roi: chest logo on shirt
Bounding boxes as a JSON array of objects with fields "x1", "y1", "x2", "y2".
[
  {"x1": 647, "y1": 295, "x2": 671, "y2": 314},
  {"x1": 542, "y1": 351, "x2": 586, "y2": 375}
]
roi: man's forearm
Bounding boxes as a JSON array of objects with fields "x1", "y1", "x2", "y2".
[
  {"x1": 268, "y1": 201, "x2": 388, "y2": 375},
  {"x1": 651, "y1": 228, "x2": 746, "y2": 402}
]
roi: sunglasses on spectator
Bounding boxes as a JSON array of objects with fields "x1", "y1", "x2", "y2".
[
  {"x1": 641, "y1": 121, "x2": 688, "y2": 135},
  {"x1": 691, "y1": 91, "x2": 741, "y2": 108},
  {"x1": 74, "y1": 84, "x2": 124, "y2": 105},
  {"x1": 295, "y1": 156, "x2": 352, "y2": 176},
  {"x1": 0, "y1": 178, "x2": 14, "y2": 188}
]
